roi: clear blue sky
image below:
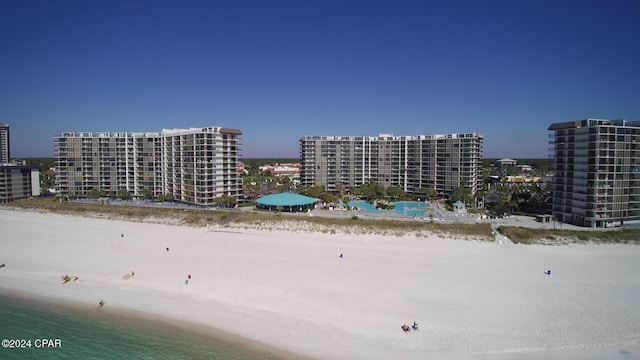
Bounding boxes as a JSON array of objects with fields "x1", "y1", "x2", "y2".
[{"x1": 2, "y1": 0, "x2": 639, "y2": 159}]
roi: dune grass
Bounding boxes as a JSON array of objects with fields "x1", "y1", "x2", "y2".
[
  {"x1": 499, "y1": 226, "x2": 640, "y2": 245},
  {"x1": 2, "y1": 198, "x2": 494, "y2": 240},
  {"x1": 235, "y1": 211, "x2": 494, "y2": 239},
  {"x1": 2, "y1": 198, "x2": 230, "y2": 225},
  {"x1": 7, "y1": 198, "x2": 638, "y2": 244}
]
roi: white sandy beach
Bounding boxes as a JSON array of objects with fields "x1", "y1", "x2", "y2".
[{"x1": 1, "y1": 208, "x2": 639, "y2": 359}]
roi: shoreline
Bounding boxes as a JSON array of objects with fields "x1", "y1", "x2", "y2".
[
  {"x1": 1, "y1": 208, "x2": 640, "y2": 359},
  {"x1": 0, "y1": 288, "x2": 311, "y2": 360}
]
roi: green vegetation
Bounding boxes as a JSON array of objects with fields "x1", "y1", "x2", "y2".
[
  {"x1": 213, "y1": 194, "x2": 236, "y2": 208},
  {"x1": 116, "y1": 189, "x2": 131, "y2": 200},
  {"x1": 418, "y1": 187, "x2": 438, "y2": 201},
  {"x1": 449, "y1": 181, "x2": 474, "y2": 208},
  {"x1": 27, "y1": 157, "x2": 553, "y2": 220},
  {"x1": 86, "y1": 189, "x2": 108, "y2": 198},
  {"x1": 4, "y1": 198, "x2": 639, "y2": 245},
  {"x1": 2, "y1": 197, "x2": 493, "y2": 239},
  {"x1": 480, "y1": 158, "x2": 553, "y2": 218},
  {"x1": 374, "y1": 200, "x2": 395, "y2": 210},
  {"x1": 21, "y1": 157, "x2": 56, "y2": 191},
  {"x1": 295, "y1": 179, "x2": 432, "y2": 207},
  {"x1": 2, "y1": 197, "x2": 231, "y2": 225},
  {"x1": 22, "y1": 158, "x2": 55, "y2": 172},
  {"x1": 17, "y1": 158, "x2": 635, "y2": 246},
  {"x1": 499, "y1": 226, "x2": 640, "y2": 245},
  {"x1": 241, "y1": 158, "x2": 298, "y2": 169},
  {"x1": 231, "y1": 208, "x2": 494, "y2": 239},
  {"x1": 482, "y1": 158, "x2": 553, "y2": 177}
]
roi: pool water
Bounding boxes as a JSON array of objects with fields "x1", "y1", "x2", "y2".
[{"x1": 346, "y1": 200, "x2": 428, "y2": 217}]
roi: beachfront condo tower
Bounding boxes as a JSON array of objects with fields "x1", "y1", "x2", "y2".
[
  {"x1": 54, "y1": 126, "x2": 242, "y2": 206},
  {"x1": 300, "y1": 133, "x2": 484, "y2": 200},
  {"x1": 0, "y1": 123, "x2": 9, "y2": 164},
  {"x1": 548, "y1": 118, "x2": 640, "y2": 228}
]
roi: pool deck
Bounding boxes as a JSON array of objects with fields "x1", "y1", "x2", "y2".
[{"x1": 287, "y1": 201, "x2": 593, "y2": 231}]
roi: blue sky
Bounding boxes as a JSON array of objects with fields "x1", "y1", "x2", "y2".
[{"x1": 2, "y1": 0, "x2": 639, "y2": 159}]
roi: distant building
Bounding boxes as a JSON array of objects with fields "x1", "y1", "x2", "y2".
[
  {"x1": 259, "y1": 163, "x2": 301, "y2": 176},
  {"x1": 502, "y1": 176, "x2": 540, "y2": 184},
  {"x1": 497, "y1": 158, "x2": 517, "y2": 166},
  {"x1": 300, "y1": 133, "x2": 483, "y2": 199},
  {"x1": 548, "y1": 118, "x2": 640, "y2": 227},
  {"x1": 54, "y1": 126, "x2": 242, "y2": 206},
  {"x1": 0, "y1": 123, "x2": 9, "y2": 164},
  {"x1": 0, "y1": 164, "x2": 41, "y2": 202},
  {"x1": 487, "y1": 175, "x2": 501, "y2": 184},
  {"x1": 0, "y1": 123, "x2": 41, "y2": 202}
]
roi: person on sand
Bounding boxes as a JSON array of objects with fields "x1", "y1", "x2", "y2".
[{"x1": 99, "y1": 300, "x2": 104, "y2": 307}]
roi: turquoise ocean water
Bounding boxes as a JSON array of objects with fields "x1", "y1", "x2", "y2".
[{"x1": 0, "y1": 294, "x2": 288, "y2": 360}]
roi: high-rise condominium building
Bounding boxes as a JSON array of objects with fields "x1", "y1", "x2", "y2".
[
  {"x1": 548, "y1": 118, "x2": 640, "y2": 228},
  {"x1": 300, "y1": 133, "x2": 483, "y2": 199},
  {"x1": 0, "y1": 123, "x2": 9, "y2": 164},
  {"x1": 54, "y1": 126, "x2": 242, "y2": 206},
  {"x1": 0, "y1": 122, "x2": 41, "y2": 202},
  {"x1": 0, "y1": 164, "x2": 41, "y2": 203}
]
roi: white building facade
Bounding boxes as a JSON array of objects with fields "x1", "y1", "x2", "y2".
[
  {"x1": 0, "y1": 164, "x2": 41, "y2": 203},
  {"x1": 54, "y1": 126, "x2": 242, "y2": 206},
  {"x1": 300, "y1": 133, "x2": 483, "y2": 198}
]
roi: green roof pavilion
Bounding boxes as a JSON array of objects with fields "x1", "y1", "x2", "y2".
[{"x1": 255, "y1": 192, "x2": 317, "y2": 212}]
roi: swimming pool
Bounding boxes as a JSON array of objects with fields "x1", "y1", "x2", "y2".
[{"x1": 346, "y1": 200, "x2": 429, "y2": 217}]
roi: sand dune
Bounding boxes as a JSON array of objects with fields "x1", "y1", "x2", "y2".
[{"x1": 1, "y1": 209, "x2": 639, "y2": 359}]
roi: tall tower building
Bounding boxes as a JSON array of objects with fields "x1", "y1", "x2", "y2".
[
  {"x1": 54, "y1": 126, "x2": 242, "y2": 206},
  {"x1": 0, "y1": 123, "x2": 9, "y2": 164},
  {"x1": 300, "y1": 133, "x2": 483, "y2": 199},
  {"x1": 0, "y1": 122, "x2": 41, "y2": 202},
  {"x1": 548, "y1": 118, "x2": 640, "y2": 228}
]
